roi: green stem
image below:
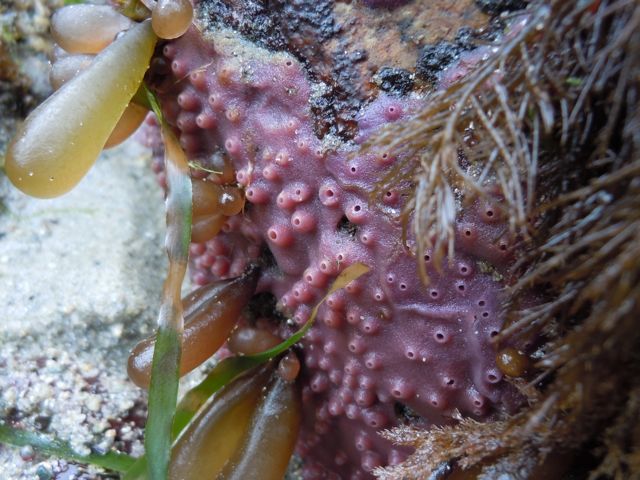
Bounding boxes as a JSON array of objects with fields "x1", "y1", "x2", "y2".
[{"x1": 0, "y1": 423, "x2": 135, "y2": 473}]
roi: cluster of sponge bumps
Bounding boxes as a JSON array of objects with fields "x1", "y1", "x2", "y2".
[{"x1": 148, "y1": 25, "x2": 520, "y2": 480}]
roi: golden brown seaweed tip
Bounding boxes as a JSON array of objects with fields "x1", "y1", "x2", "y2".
[
  {"x1": 5, "y1": 20, "x2": 157, "y2": 198},
  {"x1": 5, "y1": 0, "x2": 195, "y2": 199}
]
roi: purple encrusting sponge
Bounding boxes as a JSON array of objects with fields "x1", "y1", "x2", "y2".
[{"x1": 147, "y1": 25, "x2": 520, "y2": 480}]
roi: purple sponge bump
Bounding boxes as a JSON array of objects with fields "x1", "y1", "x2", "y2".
[{"x1": 147, "y1": 26, "x2": 523, "y2": 480}]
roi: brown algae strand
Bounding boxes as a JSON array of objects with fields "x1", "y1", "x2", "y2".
[
  {"x1": 49, "y1": 54, "x2": 94, "y2": 90},
  {"x1": 191, "y1": 214, "x2": 226, "y2": 243},
  {"x1": 218, "y1": 186, "x2": 245, "y2": 216},
  {"x1": 190, "y1": 182, "x2": 245, "y2": 243},
  {"x1": 127, "y1": 267, "x2": 259, "y2": 388},
  {"x1": 103, "y1": 103, "x2": 148, "y2": 149},
  {"x1": 50, "y1": 45, "x2": 69, "y2": 61},
  {"x1": 192, "y1": 179, "x2": 223, "y2": 216},
  {"x1": 169, "y1": 368, "x2": 272, "y2": 480},
  {"x1": 51, "y1": 5, "x2": 133, "y2": 54},
  {"x1": 277, "y1": 351, "x2": 301, "y2": 382},
  {"x1": 227, "y1": 327, "x2": 282, "y2": 356},
  {"x1": 216, "y1": 160, "x2": 237, "y2": 184},
  {"x1": 5, "y1": 21, "x2": 156, "y2": 198},
  {"x1": 152, "y1": 0, "x2": 194, "y2": 39},
  {"x1": 496, "y1": 347, "x2": 530, "y2": 377},
  {"x1": 219, "y1": 376, "x2": 302, "y2": 480}
]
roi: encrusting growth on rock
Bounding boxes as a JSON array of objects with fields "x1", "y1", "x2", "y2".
[
  {"x1": 363, "y1": 0, "x2": 640, "y2": 478},
  {"x1": 145, "y1": 11, "x2": 528, "y2": 477}
]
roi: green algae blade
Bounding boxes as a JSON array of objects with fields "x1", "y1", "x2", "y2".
[
  {"x1": 5, "y1": 20, "x2": 156, "y2": 198},
  {"x1": 145, "y1": 325, "x2": 182, "y2": 480},
  {"x1": 123, "y1": 262, "x2": 369, "y2": 479},
  {"x1": 144, "y1": 117, "x2": 192, "y2": 480},
  {"x1": 144, "y1": 84, "x2": 164, "y2": 124},
  {"x1": 0, "y1": 423, "x2": 135, "y2": 472}
]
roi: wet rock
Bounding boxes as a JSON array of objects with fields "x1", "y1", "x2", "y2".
[
  {"x1": 416, "y1": 40, "x2": 463, "y2": 83},
  {"x1": 475, "y1": 0, "x2": 527, "y2": 15},
  {"x1": 373, "y1": 67, "x2": 414, "y2": 96}
]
